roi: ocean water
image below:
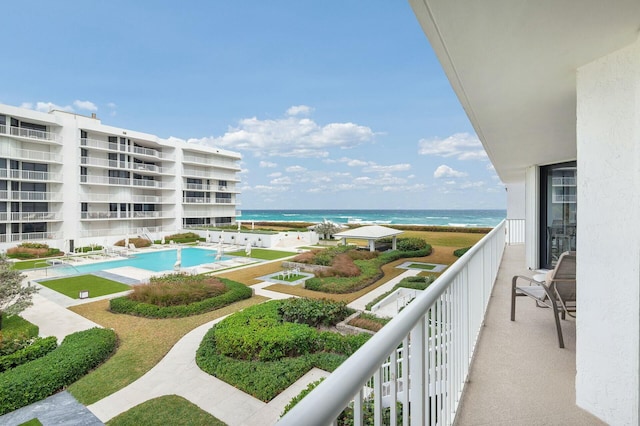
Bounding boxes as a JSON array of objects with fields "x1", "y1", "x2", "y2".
[{"x1": 239, "y1": 209, "x2": 506, "y2": 228}]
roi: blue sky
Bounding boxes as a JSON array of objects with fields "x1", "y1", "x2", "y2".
[{"x1": 2, "y1": 1, "x2": 505, "y2": 210}]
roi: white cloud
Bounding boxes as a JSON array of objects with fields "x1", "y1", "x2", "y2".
[
  {"x1": 286, "y1": 105, "x2": 313, "y2": 116},
  {"x1": 73, "y1": 100, "x2": 98, "y2": 111},
  {"x1": 185, "y1": 107, "x2": 375, "y2": 158},
  {"x1": 107, "y1": 102, "x2": 117, "y2": 108},
  {"x1": 285, "y1": 165, "x2": 306, "y2": 173},
  {"x1": 271, "y1": 176, "x2": 292, "y2": 185},
  {"x1": 363, "y1": 163, "x2": 411, "y2": 173},
  {"x1": 460, "y1": 181, "x2": 485, "y2": 189},
  {"x1": 19, "y1": 102, "x2": 33, "y2": 109},
  {"x1": 259, "y1": 161, "x2": 277, "y2": 168},
  {"x1": 433, "y1": 164, "x2": 468, "y2": 178},
  {"x1": 418, "y1": 132, "x2": 487, "y2": 160},
  {"x1": 382, "y1": 183, "x2": 427, "y2": 192},
  {"x1": 21, "y1": 101, "x2": 75, "y2": 113},
  {"x1": 245, "y1": 184, "x2": 288, "y2": 193},
  {"x1": 268, "y1": 172, "x2": 282, "y2": 178}
]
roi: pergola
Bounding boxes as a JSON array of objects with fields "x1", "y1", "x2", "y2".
[{"x1": 333, "y1": 225, "x2": 404, "y2": 252}]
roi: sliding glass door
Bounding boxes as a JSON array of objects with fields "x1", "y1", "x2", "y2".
[{"x1": 540, "y1": 162, "x2": 577, "y2": 269}]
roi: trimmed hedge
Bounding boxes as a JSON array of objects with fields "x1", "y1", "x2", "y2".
[
  {"x1": 0, "y1": 315, "x2": 40, "y2": 356},
  {"x1": 0, "y1": 328, "x2": 117, "y2": 415},
  {"x1": 197, "y1": 299, "x2": 370, "y2": 401},
  {"x1": 454, "y1": 246, "x2": 472, "y2": 257},
  {"x1": 304, "y1": 247, "x2": 432, "y2": 294},
  {"x1": 278, "y1": 298, "x2": 353, "y2": 327},
  {"x1": 109, "y1": 278, "x2": 252, "y2": 318},
  {"x1": 0, "y1": 336, "x2": 57, "y2": 372}
]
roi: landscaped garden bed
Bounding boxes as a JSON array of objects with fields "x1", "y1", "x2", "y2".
[
  {"x1": 0, "y1": 327, "x2": 117, "y2": 415},
  {"x1": 196, "y1": 298, "x2": 371, "y2": 401},
  {"x1": 365, "y1": 275, "x2": 436, "y2": 311},
  {"x1": 295, "y1": 239, "x2": 432, "y2": 294},
  {"x1": 109, "y1": 273, "x2": 252, "y2": 318},
  {"x1": 114, "y1": 237, "x2": 152, "y2": 248},
  {"x1": 6, "y1": 243, "x2": 62, "y2": 260}
]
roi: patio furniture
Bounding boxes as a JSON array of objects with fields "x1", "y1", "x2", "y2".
[{"x1": 511, "y1": 251, "x2": 576, "y2": 348}]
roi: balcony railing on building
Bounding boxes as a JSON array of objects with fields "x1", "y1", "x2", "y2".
[
  {"x1": 80, "y1": 175, "x2": 174, "y2": 189},
  {"x1": 9, "y1": 191, "x2": 62, "y2": 202},
  {"x1": 0, "y1": 212, "x2": 61, "y2": 222},
  {"x1": 4, "y1": 169, "x2": 62, "y2": 182},
  {"x1": 80, "y1": 138, "x2": 165, "y2": 159},
  {"x1": 278, "y1": 221, "x2": 505, "y2": 426},
  {"x1": 0, "y1": 147, "x2": 62, "y2": 163},
  {"x1": 182, "y1": 154, "x2": 241, "y2": 170},
  {"x1": 8, "y1": 232, "x2": 60, "y2": 242},
  {"x1": 79, "y1": 225, "x2": 173, "y2": 238},
  {"x1": 6, "y1": 126, "x2": 61, "y2": 143},
  {"x1": 80, "y1": 193, "x2": 170, "y2": 204},
  {"x1": 81, "y1": 211, "x2": 165, "y2": 220}
]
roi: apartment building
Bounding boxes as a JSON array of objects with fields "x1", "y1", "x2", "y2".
[{"x1": 0, "y1": 103, "x2": 241, "y2": 252}]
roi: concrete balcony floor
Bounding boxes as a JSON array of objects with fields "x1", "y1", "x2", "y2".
[{"x1": 455, "y1": 245, "x2": 605, "y2": 425}]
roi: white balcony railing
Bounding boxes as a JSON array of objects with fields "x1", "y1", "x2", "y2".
[
  {"x1": 80, "y1": 211, "x2": 164, "y2": 220},
  {"x1": 278, "y1": 221, "x2": 506, "y2": 426},
  {"x1": 7, "y1": 169, "x2": 62, "y2": 182},
  {"x1": 0, "y1": 147, "x2": 62, "y2": 163},
  {"x1": 79, "y1": 193, "x2": 171, "y2": 203},
  {"x1": 182, "y1": 154, "x2": 241, "y2": 170},
  {"x1": 552, "y1": 176, "x2": 577, "y2": 186},
  {"x1": 0, "y1": 212, "x2": 61, "y2": 222},
  {"x1": 10, "y1": 232, "x2": 60, "y2": 242},
  {"x1": 0, "y1": 124, "x2": 5, "y2": 134},
  {"x1": 9, "y1": 126, "x2": 61, "y2": 143},
  {"x1": 10, "y1": 191, "x2": 61, "y2": 201},
  {"x1": 552, "y1": 193, "x2": 577, "y2": 203},
  {"x1": 0, "y1": 190, "x2": 7, "y2": 200},
  {"x1": 506, "y1": 218, "x2": 525, "y2": 245}
]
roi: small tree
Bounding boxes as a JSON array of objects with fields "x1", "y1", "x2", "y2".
[
  {"x1": 0, "y1": 256, "x2": 38, "y2": 330},
  {"x1": 313, "y1": 219, "x2": 343, "y2": 240}
]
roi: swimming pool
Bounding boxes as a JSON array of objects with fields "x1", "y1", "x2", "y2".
[{"x1": 57, "y1": 247, "x2": 230, "y2": 275}]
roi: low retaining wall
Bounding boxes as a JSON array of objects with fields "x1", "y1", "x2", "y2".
[
  {"x1": 281, "y1": 261, "x2": 332, "y2": 274},
  {"x1": 336, "y1": 311, "x2": 376, "y2": 336}
]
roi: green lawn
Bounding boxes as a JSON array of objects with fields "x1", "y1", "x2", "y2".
[
  {"x1": 11, "y1": 259, "x2": 55, "y2": 270},
  {"x1": 40, "y1": 275, "x2": 131, "y2": 299},
  {"x1": 406, "y1": 263, "x2": 436, "y2": 270},
  {"x1": 226, "y1": 248, "x2": 295, "y2": 260},
  {"x1": 106, "y1": 395, "x2": 226, "y2": 426}
]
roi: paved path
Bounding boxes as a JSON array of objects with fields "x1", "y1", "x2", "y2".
[{"x1": 347, "y1": 269, "x2": 420, "y2": 312}]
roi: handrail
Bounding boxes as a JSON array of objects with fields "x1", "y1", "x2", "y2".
[{"x1": 277, "y1": 220, "x2": 506, "y2": 425}]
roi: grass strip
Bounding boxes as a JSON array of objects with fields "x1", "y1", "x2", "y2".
[
  {"x1": 67, "y1": 296, "x2": 267, "y2": 405},
  {"x1": 406, "y1": 263, "x2": 436, "y2": 270},
  {"x1": 106, "y1": 395, "x2": 226, "y2": 426},
  {"x1": 225, "y1": 248, "x2": 296, "y2": 260},
  {"x1": 39, "y1": 275, "x2": 130, "y2": 299}
]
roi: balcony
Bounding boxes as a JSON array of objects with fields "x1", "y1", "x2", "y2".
[
  {"x1": 7, "y1": 126, "x2": 61, "y2": 143},
  {"x1": 278, "y1": 223, "x2": 601, "y2": 425},
  {"x1": 0, "y1": 147, "x2": 62, "y2": 163},
  {"x1": 0, "y1": 212, "x2": 62, "y2": 222},
  {"x1": 80, "y1": 156, "x2": 171, "y2": 174},
  {"x1": 81, "y1": 211, "x2": 165, "y2": 220},
  {"x1": 9, "y1": 191, "x2": 62, "y2": 202},
  {"x1": 9, "y1": 232, "x2": 60, "y2": 242},
  {"x1": 81, "y1": 138, "x2": 166, "y2": 160},
  {"x1": 5, "y1": 169, "x2": 62, "y2": 182},
  {"x1": 182, "y1": 154, "x2": 241, "y2": 170},
  {"x1": 80, "y1": 175, "x2": 173, "y2": 189}
]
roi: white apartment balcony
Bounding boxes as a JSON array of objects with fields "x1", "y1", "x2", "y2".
[
  {"x1": 182, "y1": 168, "x2": 240, "y2": 182},
  {"x1": 182, "y1": 154, "x2": 241, "y2": 170},
  {"x1": 1, "y1": 169, "x2": 63, "y2": 182},
  {"x1": 9, "y1": 191, "x2": 62, "y2": 202},
  {"x1": 0, "y1": 147, "x2": 63, "y2": 163},
  {"x1": 78, "y1": 225, "x2": 173, "y2": 238},
  {"x1": 8, "y1": 231, "x2": 61, "y2": 242},
  {"x1": 80, "y1": 193, "x2": 172, "y2": 204},
  {"x1": 80, "y1": 211, "x2": 166, "y2": 220},
  {"x1": 278, "y1": 223, "x2": 602, "y2": 426},
  {"x1": 184, "y1": 183, "x2": 239, "y2": 194},
  {"x1": 1, "y1": 125, "x2": 62, "y2": 144},
  {"x1": 0, "y1": 212, "x2": 62, "y2": 222},
  {"x1": 80, "y1": 175, "x2": 174, "y2": 190},
  {"x1": 80, "y1": 138, "x2": 166, "y2": 160},
  {"x1": 182, "y1": 197, "x2": 235, "y2": 204},
  {"x1": 80, "y1": 156, "x2": 172, "y2": 175}
]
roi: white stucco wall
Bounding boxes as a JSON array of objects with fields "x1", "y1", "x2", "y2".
[
  {"x1": 524, "y1": 166, "x2": 539, "y2": 270},
  {"x1": 575, "y1": 36, "x2": 640, "y2": 425},
  {"x1": 505, "y1": 182, "x2": 525, "y2": 219}
]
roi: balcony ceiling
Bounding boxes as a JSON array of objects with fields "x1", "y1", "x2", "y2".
[{"x1": 410, "y1": 0, "x2": 640, "y2": 183}]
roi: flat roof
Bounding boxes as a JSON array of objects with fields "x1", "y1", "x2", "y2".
[{"x1": 333, "y1": 225, "x2": 403, "y2": 240}]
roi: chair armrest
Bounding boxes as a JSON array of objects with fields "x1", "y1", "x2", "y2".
[{"x1": 512, "y1": 275, "x2": 543, "y2": 287}]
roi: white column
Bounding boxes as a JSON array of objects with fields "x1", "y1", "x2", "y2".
[{"x1": 575, "y1": 36, "x2": 640, "y2": 426}]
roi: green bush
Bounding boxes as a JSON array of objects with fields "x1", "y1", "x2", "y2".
[
  {"x1": 197, "y1": 299, "x2": 371, "y2": 401},
  {"x1": 162, "y1": 232, "x2": 204, "y2": 244},
  {"x1": 278, "y1": 298, "x2": 354, "y2": 327},
  {"x1": 0, "y1": 314, "x2": 39, "y2": 356},
  {"x1": 109, "y1": 278, "x2": 252, "y2": 318},
  {"x1": 77, "y1": 245, "x2": 103, "y2": 253},
  {"x1": 396, "y1": 237, "x2": 429, "y2": 251},
  {"x1": 454, "y1": 246, "x2": 472, "y2": 257},
  {"x1": 281, "y1": 378, "x2": 325, "y2": 416},
  {"x1": 129, "y1": 274, "x2": 227, "y2": 307},
  {"x1": 0, "y1": 336, "x2": 57, "y2": 372},
  {"x1": 0, "y1": 328, "x2": 116, "y2": 415}
]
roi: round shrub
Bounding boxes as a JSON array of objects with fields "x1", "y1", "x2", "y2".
[
  {"x1": 278, "y1": 298, "x2": 353, "y2": 327},
  {"x1": 0, "y1": 328, "x2": 116, "y2": 415},
  {"x1": 454, "y1": 246, "x2": 472, "y2": 257},
  {"x1": 396, "y1": 237, "x2": 429, "y2": 251}
]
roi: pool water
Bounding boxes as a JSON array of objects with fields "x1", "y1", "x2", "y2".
[{"x1": 57, "y1": 247, "x2": 230, "y2": 275}]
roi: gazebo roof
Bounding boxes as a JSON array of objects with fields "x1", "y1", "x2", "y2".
[{"x1": 333, "y1": 225, "x2": 403, "y2": 240}]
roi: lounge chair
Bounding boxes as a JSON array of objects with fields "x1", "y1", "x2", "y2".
[{"x1": 510, "y1": 251, "x2": 576, "y2": 348}]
